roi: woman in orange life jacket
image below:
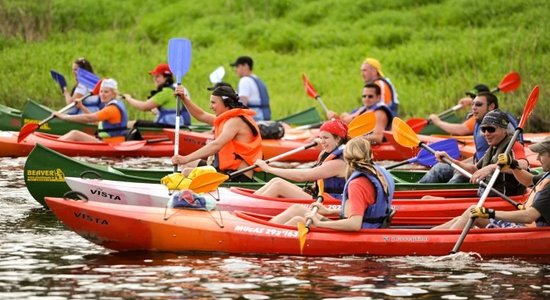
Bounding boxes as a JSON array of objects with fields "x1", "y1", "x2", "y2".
[
  {"x1": 253, "y1": 119, "x2": 348, "y2": 200},
  {"x1": 171, "y1": 84, "x2": 262, "y2": 182},
  {"x1": 270, "y1": 136, "x2": 395, "y2": 231},
  {"x1": 53, "y1": 78, "x2": 128, "y2": 143}
]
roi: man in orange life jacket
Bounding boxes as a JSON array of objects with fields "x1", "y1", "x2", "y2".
[
  {"x1": 171, "y1": 84, "x2": 262, "y2": 182},
  {"x1": 433, "y1": 136, "x2": 550, "y2": 230}
]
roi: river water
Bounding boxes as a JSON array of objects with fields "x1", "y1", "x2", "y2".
[{"x1": 0, "y1": 155, "x2": 549, "y2": 299}]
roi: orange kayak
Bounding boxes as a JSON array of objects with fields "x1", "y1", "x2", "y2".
[
  {"x1": 45, "y1": 197, "x2": 550, "y2": 256},
  {"x1": 166, "y1": 129, "x2": 419, "y2": 162}
]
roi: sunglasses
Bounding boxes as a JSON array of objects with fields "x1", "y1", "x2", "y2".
[
  {"x1": 472, "y1": 101, "x2": 485, "y2": 107},
  {"x1": 480, "y1": 126, "x2": 497, "y2": 133},
  {"x1": 362, "y1": 94, "x2": 376, "y2": 99}
]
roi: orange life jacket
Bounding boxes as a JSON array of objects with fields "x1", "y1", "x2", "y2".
[{"x1": 213, "y1": 108, "x2": 263, "y2": 171}]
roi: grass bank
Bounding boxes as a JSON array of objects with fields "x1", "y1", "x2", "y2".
[{"x1": 0, "y1": 0, "x2": 548, "y2": 131}]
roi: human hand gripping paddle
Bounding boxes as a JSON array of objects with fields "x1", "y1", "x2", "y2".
[
  {"x1": 18, "y1": 79, "x2": 103, "y2": 143},
  {"x1": 391, "y1": 117, "x2": 523, "y2": 209},
  {"x1": 167, "y1": 38, "x2": 192, "y2": 172},
  {"x1": 183, "y1": 111, "x2": 377, "y2": 193},
  {"x1": 448, "y1": 85, "x2": 539, "y2": 254},
  {"x1": 297, "y1": 179, "x2": 325, "y2": 254},
  {"x1": 50, "y1": 70, "x2": 67, "y2": 93},
  {"x1": 302, "y1": 73, "x2": 331, "y2": 119},
  {"x1": 385, "y1": 138, "x2": 461, "y2": 170},
  {"x1": 407, "y1": 71, "x2": 522, "y2": 133}
]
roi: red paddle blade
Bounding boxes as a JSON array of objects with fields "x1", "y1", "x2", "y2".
[
  {"x1": 405, "y1": 118, "x2": 428, "y2": 134},
  {"x1": 92, "y1": 79, "x2": 103, "y2": 95},
  {"x1": 17, "y1": 123, "x2": 40, "y2": 143},
  {"x1": 302, "y1": 73, "x2": 319, "y2": 99},
  {"x1": 497, "y1": 71, "x2": 521, "y2": 93},
  {"x1": 518, "y1": 85, "x2": 539, "y2": 128}
]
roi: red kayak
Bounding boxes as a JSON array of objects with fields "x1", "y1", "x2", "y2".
[
  {"x1": 165, "y1": 129, "x2": 419, "y2": 162},
  {"x1": 63, "y1": 177, "x2": 526, "y2": 226},
  {"x1": 45, "y1": 197, "x2": 550, "y2": 256},
  {"x1": 0, "y1": 131, "x2": 174, "y2": 157}
]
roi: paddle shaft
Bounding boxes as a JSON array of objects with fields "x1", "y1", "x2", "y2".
[
  {"x1": 385, "y1": 159, "x2": 412, "y2": 170},
  {"x1": 38, "y1": 102, "x2": 77, "y2": 126},
  {"x1": 316, "y1": 96, "x2": 330, "y2": 117},
  {"x1": 419, "y1": 142, "x2": 521, "y2": 208},
  {"x1": 173, "y1": 83, "x2": 182, "y2": 172},
  {"x1": 450, "y1": 129, "x2": 522, "y2": 254},
  {"x1": 229, "y1": 141, "x2": 319, "y2": 178}
]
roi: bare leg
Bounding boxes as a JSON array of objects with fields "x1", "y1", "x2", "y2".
[
  {"x1": 432, "y1": 209, "x2": 490, "y2": 230},
  {"x1": 58, "y1": 130, "x2": 100, "y2": 142},
  {"x1": 254, "y1": 177, "x2": 310, "y2": 198},
  {"x1": 270, "y1": 204, "x2": 310, "y2": 224}
]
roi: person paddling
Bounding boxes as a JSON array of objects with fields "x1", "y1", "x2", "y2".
[
  {"x1": 424, "y1": 110, "x2": 529, "y2": 197},
  {"x1": 171, "y1": 84, "x2": 262, "y2": 182},
  {"x1": 64, "y1": 57, "x2": 103, "y2": 115},
  {"x1": 54, "y1": 79, "x2": 128, "y2": 143},
  {"x1": 253, "y1": 119, "x2": 348, "y2": 199},
  {"x1": 433, "y1": 137, "x2": 550, "y2": 229},
  {"x1": 124, "y1": 63, "x2": 192, "y2": 128},
  {"x1": 270, "y1": 136, "x2": 395, "y2": 231},
  {"x1": 419, "y1": 92, "x2": 519, "y2": 184},
  {"x1": 327, "y1": 83, "x2": 393, "y2": 144}
]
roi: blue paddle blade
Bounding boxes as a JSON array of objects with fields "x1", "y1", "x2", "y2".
[
  {"x1": 167, "y1": 38, "x2": 192, "y2": 84},
  {"x1": 413, "y1": 139, "x2": 460, "y2": 167},
  {"x1": 50, "y1": 70, "x2": 67, "y2": 92},
  {"x1": 76, "y1": 68, "x2": 100, "y2": 90}
]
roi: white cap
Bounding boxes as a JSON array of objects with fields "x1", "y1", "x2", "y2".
[{"x1": 101, "y1": 78, "x2": 118, "y2": 90}]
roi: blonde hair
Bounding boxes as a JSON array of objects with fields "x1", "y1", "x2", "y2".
[{"x1": 344, "y1": 136, "x2": 390, "y2": 195}]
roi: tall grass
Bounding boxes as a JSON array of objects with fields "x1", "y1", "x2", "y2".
[{"x1": 0, "y1": 0, "x2": 548, "y2": 131}]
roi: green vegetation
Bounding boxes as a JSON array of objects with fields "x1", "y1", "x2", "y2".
[{"x1": 1, "y1": 0, "x2": 548, "y2": 131}]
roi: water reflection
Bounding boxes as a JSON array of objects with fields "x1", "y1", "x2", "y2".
[{"x1": 0, "y1": 155, "x2": 549, "y2": 299}]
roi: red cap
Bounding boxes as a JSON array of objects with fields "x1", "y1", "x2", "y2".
[
  {"x1": 320, "y1": 119, "x2": 348, "y2": 139},
  {"x1": 149, "y1": 63, "x2": 172, "y2": 76}
]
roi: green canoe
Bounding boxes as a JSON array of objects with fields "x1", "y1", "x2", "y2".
[
  {"x1": 24, "y1": 144, "x2": 476, "y2": 208},
  {"x1": 19, "y1": 99, "x2": 322, "y2": 134},
  {"x1": 0, "y1": 104, "x2": 22, "y2": 131}
]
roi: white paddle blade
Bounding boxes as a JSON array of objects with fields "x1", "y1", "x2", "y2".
[{"x1": 209, "y1": 66, "x2": 225, "y2": 83}]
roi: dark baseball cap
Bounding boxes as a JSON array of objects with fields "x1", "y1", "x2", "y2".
[
  {"x1": 466, "y1": 84, "x2": 490, "y2": 98},
  {"x1": 230, "y1": 56, "x2": 253, "y2": 68}
]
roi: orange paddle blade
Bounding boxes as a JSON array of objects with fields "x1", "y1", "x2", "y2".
[
  {"x1": 392, "y1": 117, "x2": 421, "y2": 148},
  {"x1": 297, "y1": 222, "x2": 309, "y2": 254},
  {"x1": 406, "y1": 118, "x2": 428, "y2": 134},
  {"x1": 497, "y1": 71, "x2": 521, "y2": 93},
  {"x1": 518, "y1": 85, "x2": 539, "y2": 128},
  {"x1": 348, "y1": 111, "x2": 376, "y2": 138},
  {"x1": 17, "y1": 123, "x2": 40, "y2": 143},
  {"x1": 189, "y1": 172, "x2": 229, "y2": 194},
  {"x1": 302, "y1": 73, "x2": 319, "y2": 99}
]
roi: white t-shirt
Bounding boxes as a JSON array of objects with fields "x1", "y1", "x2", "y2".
[
  {"x1": 74, "y1": 82, "x2": 91, "y2": 96},
  {"x1": 238, "y1": 76, "x2": 261, "y2": 107}
]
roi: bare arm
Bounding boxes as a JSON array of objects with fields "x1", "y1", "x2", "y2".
[
  {"x1": 175, "y1": 118, "x2": 241, "y2": 164},
  {"x1": 54, "y1": 112, "x2": 99, "y2": 123},
  {"x1": 176, "y1": 88, "x2": 215, "y2": 124},
  {"x1": 428, "y1": 115, "x2": 472, "y2": 136},
  {"x1": 124, "y1": 95, "x2": 159, "y2": 111},
  {"x1": 366, "y1": 110, "x2": 387, "y2": 144},
  {"x1": 257, "y1": 159, "x2": 346, "y2": 182},
  {"x1": 494, "y1": 207, "x2": 541, "y2": 224},
  {"x1": 510, "y1": 168, "x2": 536, "y2": 187}
]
